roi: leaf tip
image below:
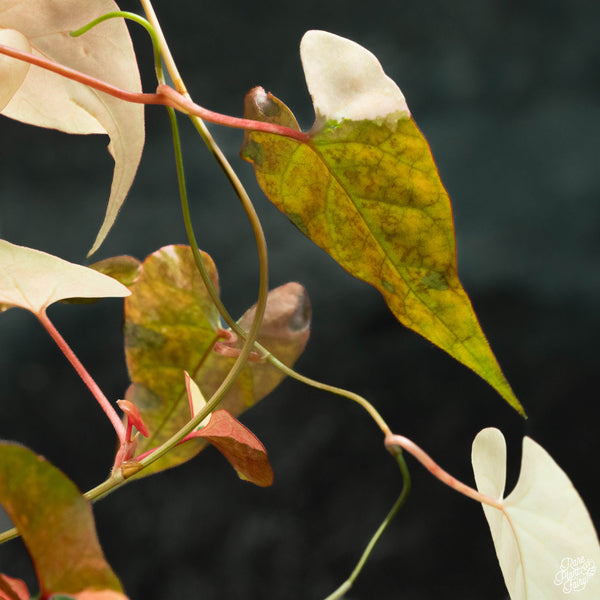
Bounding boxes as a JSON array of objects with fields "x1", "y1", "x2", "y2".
[{"x1": 300, "y1": 30, "x2": 410, "y2": 125}]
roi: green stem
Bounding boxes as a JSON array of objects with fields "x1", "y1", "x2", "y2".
[
  {"x1": 323, "y1": 449, "x2": 411, "y2": 600},
  {"x1": 138, "y1": 0, "x2": 186, "y2": 93},
  {"x1": 270, "y1": 356, "x2": 391, "y2": 436},
  {"x1": 124, "y1": 2, "x2": 271, "y2": 471},
  {"x1": 70, "y1": 11, "x2": 164, "y2": 82}
]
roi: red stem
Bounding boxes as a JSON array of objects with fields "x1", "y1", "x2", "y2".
[
  {"x1": 384, "y1": 433, "x2": 504, "y2": 510},
  {"x1": 37, "y1": 310, "x2": 126, "y2": 443},
  {"x1": 0, "y1": 43, "x2": 309, "y2": 142}
]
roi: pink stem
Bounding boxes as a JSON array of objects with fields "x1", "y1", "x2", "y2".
[
  {"x1": 0, "y1": 43, "x2": 309, "y2": 142},
  {"x1": 385, "y1": 433, "x2": 503, "y2": 510},
  {"x1": 37, "y1": 310, "x2": 126, "y2": 443}
]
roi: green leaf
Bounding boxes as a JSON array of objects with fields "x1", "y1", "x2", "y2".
[
  {"x1": 124, "y1": 245, "x2": 310, "y2": 476},
  {"x1": 62, "y1": 256, "x2": 142, "y2": 305},
  {"x1": 0, "y1": 442, "x2": 126, "y2": 599},
  {"x1": 472, "y1": 428, "x2": 600, "y2": 599},
  {"x1": 0, "y1": 0, "x2": 145, "y2": 255},
  {"x1": 89, "y1": 255, "x2": 142, "y2": 288},
  {"x1": 240, "y1": 30, "x2": 523, "y2": 415},
  {"x1": 0, "y1": 240, "x2": 130, "y2": 314}
]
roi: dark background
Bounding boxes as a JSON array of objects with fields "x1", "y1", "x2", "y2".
[{"x1": 1, "y1": 0, "x2": 599, "y2": 598}]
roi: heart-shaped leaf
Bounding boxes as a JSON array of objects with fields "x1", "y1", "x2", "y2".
[
  {"x1": 0, "y1": 0, "x2": 145, "y2": 255},
  {"x1": 0, "y1": 240, "x2": 130, "y2": 315},
  {"x1": 472, "y1": 428, "x2": 600, "y2": 599},
  {"x1": 240, "y1": 30, "x2": 523, "y2": 416},
  {"x1": 0, "y1": 442, "x2": 127, "y2": 599},
  {"x1": 124, "y1": 245, "x2": 310, "y2": 476}
]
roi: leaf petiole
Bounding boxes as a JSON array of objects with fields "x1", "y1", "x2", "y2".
[
  {"x1": 385, "y1": 433, "x2": 504, "y2": 510},
  {"x1": 0, "y1": 43, "x2": 306, "y2": 140},
  {"x1": 36, "y1": 310, "x2": 126, "y2": 443}
]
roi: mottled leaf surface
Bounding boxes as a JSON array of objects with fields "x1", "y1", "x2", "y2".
[
  {"x1": 472, "y1": 428, "x2": 600, "y2": 599},
  {"x1": 0, "y1": 240, "x2": 130, "y2": 314},
  {"x1": 124, "y1": 245, "x2": 310, "y2": 476},
  {"x1": 241, "y1": 30, "x2": 522, "y2": 415},
  {"x1": 89, "y1": 255, "x2": 142, "y2": 288},
  {"x1": 0, "y1": 443, "x2": 126, "y2": 599},
  {"x1": 0, "y1": 0, "x2": 145, "y2": 254}
]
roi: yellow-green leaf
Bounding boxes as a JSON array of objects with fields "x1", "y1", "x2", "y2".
[
  {"x1": 0, "y1": 0, "x2": 145, "y2": 255},
  {"x1": 124, "y1": 245, "x2": 310, "y2": 476},
  {"x1": 0, "y1": 442, "x2": 126, "y2": 599},
  {"x1": 240, "y1": 30, "x2": 523, "y2": 415}
]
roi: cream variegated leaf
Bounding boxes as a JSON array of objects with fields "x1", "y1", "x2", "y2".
[
  {"x1": 0, "y1": 0, "x2": 145, "y2": 254},
  {"x1": 0, "y1": 28, "x2": 30, "y2": 111},
  {"x1": 472, "y1": 428, "x2": 600, "y2": 599},
  {"x1": 0, "y1": 240, "x2": 130, "y2": 314}
]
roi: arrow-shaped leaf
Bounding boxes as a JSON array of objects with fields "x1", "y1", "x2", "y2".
[
  {"x1": 0, "y1": 442, "x2": 127, "y2": 599},
  {"x1": 124, "y1": 245, "x2": 310, "y2": 476},
  {"x1": 0, "y1": 240, "x2": 130, "y2": 314},
  {"x1": 472, "y1": 428, "x2": 600, "y2": 599},
  {"x1": 0, "y1": 0, "x2": 145, "y2": 255},
  {"x1": 240, "y1": 30, "x2": 523, "y2": 415}
]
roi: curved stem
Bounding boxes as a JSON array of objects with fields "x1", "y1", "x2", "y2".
[
  {"x1": 160, "y1": 85, "x2": 308, "y2": 141},
  {"x1": 37, "y1": 310, "x2": 126, "y2": 443},
  {"x1": 70, "y1": 11, "x2": 156, "y2": 46},
  {"x1": 323, "y1": 449, "x2": 411, "y2": 600},
  {"x1": 129, "y1": 21, "x2": 271, "y2": 470},
  {"x1": 70, "y1": 11, "x2": 164, "y2": 83},
  {"x1": 384, "y1": 433, "x2": 503, "y2": 509},
  {"x1": 271, "y1": 356, "x2": 392, "y2": 437},
  {"x1": 138, "y1": 0, "x2": 186, "y2": 93},
  {"x1": 0, "y1": 44, "x2": 306, "y2": 141}
]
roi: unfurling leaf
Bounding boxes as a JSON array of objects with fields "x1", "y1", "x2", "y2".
[
  {"x1": 124, "y1": 245, "x2": 310, "y2": 476},
  {"x1": 184, "y1": 376, "x2": 273, "y2": 487},
  {"x1": 184, "y1": 370, "x2": 211, "y2": 428},
  {"x1": 117, "y1": 399, "x2": 149, "y2": 437},
  {"x1": 241, "y1": 30, "x2": 523, "y2": 415},
  {"x1": 0, "y1": 240, "x2": 130, "y2": 314},
  {"x1": 0, "y1": 574, "x2": 28, "y2": 600},
  {"x1": 0, "y1": 0, "x2": 145, "y2": 255},
  {"x1": 472, "y1": 428, "x2": 600, "y2": 599},
  {"x1": 0, "y1": 443, "x2": 126, "y2": 599}
]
